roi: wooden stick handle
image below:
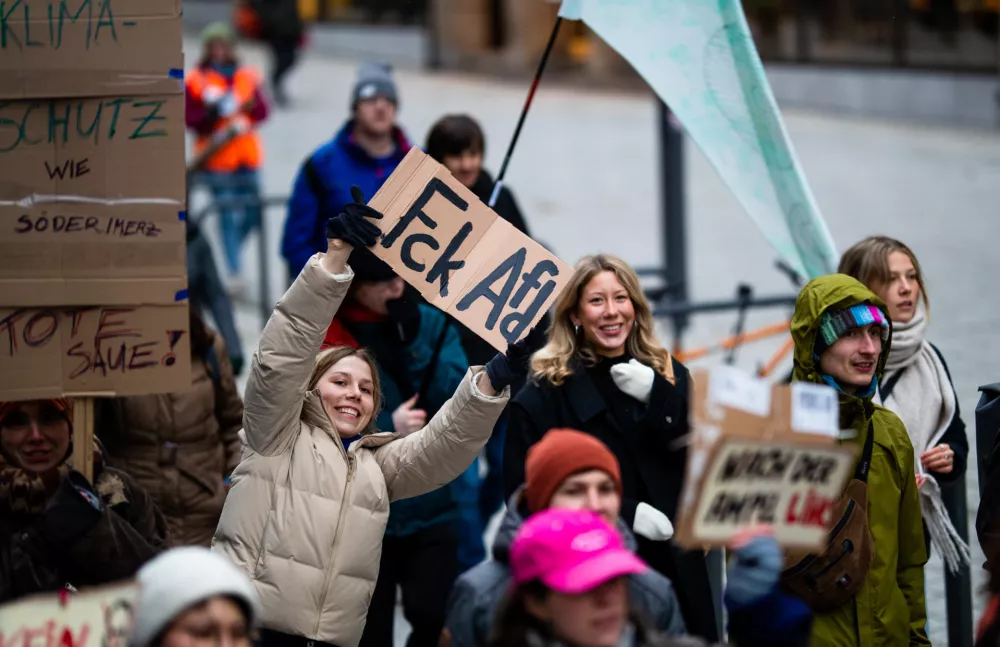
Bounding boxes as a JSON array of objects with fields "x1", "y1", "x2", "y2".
[{"x1": 72, "y1": 398, "x2": 95, "y2": 481}]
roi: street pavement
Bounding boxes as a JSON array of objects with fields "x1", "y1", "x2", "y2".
[{"x1": 184, "y1": 35, "x2": 1000, "y2": 645}]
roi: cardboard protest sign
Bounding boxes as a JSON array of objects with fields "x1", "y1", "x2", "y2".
[
  {"x1": 0, "y1": 94, "x2": 186, "y2": 203},
  {"x1": 368, "y1": 148, "x2": 574, "y2": 351},
  {"x1": 674, "y1": 366, "x2": 857, "y2": 550},
  {"x1": 0, "y1": 303, "x2": 191, "y2": 399},
  {"x1": 0, "y1": 0, "x2": 182, "y2": 100},
  {"x1": 0, "y1": 581, "x2": 137, "y2": 647},
  {"x1": 0, "y1": 203, "x2": 186, "y2": 306}
]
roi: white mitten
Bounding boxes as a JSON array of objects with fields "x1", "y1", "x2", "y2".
[
  {"x1": 633, "y1": 502, "x2": 674, "y2": 541},
  {"x1": 202, "y1": 86, "x2": 224, "y2": 104},
  {"x1": 610, "y1": 359, "x2": 655, "y2": 404},
  {"x1": 218, "y1": 92, "x2": 239, "y2": 117}
]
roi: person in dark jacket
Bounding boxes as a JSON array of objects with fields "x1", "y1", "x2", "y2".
[
  {"x1": 505, "y1": 254, "x2": 717, "y2": 641},
  {"x1": 0, "y1": 398, "x2": 168, "y2": 602},
  {"x1": 321, "y1": 245, "x2": 474, "y2": 647},
  {"x1": 444, "y1": 428, "x2": 686, "y2": 647},
  {"x1": 186, "y1": 217, "x2": 244, "y2": 375},
  {"x1": 246, "y1": 0, "x2": 303, "y2": 105},
  {"x1": 486, "y1": 509, "x2": 811, "y2": 647},
  {"x1": 839, "y1": 236, "x2": 970, "y2": 571},
  {"x1": 425, "y1": 113, "x2": 533, "y2": 566},
  {"x1": 281, "y1": 62, "x2": 411, "y2": 281}
]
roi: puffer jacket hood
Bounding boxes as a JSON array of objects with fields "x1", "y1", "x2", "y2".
[
  {"x1": 789, "y1": 275, "x2": 929, "y2": 646},
  {"x1": 791, "y1": 274, "x2": 892, "y2": 434}
]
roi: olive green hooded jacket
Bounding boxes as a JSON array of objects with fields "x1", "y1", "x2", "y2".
[{"x1": 791, "y1": 274, "x2": 929, "y2": 646}]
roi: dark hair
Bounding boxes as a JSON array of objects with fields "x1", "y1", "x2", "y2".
[
  {"x1": 425, "y1": 115, "x2": 485, "y2": 162},
  {"x1": 188, "y1": 308, "x2": 213, "y2": 359},
  {"x1": 486, "y1": 581, "x2": 661, "y2": 647}
]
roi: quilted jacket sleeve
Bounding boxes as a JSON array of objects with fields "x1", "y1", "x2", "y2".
[
  {"x1": 374, "y1": 368, "x2": 508, "y2": 502},
  {"x1": 243, "y1": 254, "x2": 353, "y2": 456}
]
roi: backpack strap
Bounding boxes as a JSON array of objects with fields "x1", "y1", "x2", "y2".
[
  {"x1": 878, "y1": 367, "x2": 907, "y2": 402},
  {"x1": 302, "y1": 154, "x2": 327, "y2": 217}
]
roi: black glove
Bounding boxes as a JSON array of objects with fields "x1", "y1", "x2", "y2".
[
  {"x1": 484, "y1": 325, "x2": 548, "y2": 391},
  {"x1": 325, "y1": 185, "x2": 384, "y2": 248}
]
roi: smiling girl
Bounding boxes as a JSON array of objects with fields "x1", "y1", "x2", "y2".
[
  {"x1": 504, "y1": 254, "x2": 717, "y2": 640},
  {"x1": 212, "y1": 188, "x2": 532, "y2": 647}
]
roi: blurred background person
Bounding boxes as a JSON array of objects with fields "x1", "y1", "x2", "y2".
[
  {"x1": 445, "y1": 428, "x2": 686, "y2": 647},
  {"x1": 320, "y1": 244, "x2": 473, "y2": 647},
  {"x1": 186, "y1": 22, "x2": 269, "y2": 299},
  {"x1": 785, "y1": 274, "x2": 928, "y2": 646},
  {"x1": 504, "y1": 254, "x2": 716, "y2": 640},
  {"x1": 186, "y1": 216, "x2": 245, "y2": 376},
  {"x1": 0, "y1": 398, "x2": 167, "y2": 602},
  {"x1": 130, "y1": 546, "x2": 260, "y2": 647},
  {"x1": 488, "y1": 508, "x2": 811, "y2": 647},
  {"x1": 96, "y1": 310, "x2": 244, "y2": 548},
  {"x1": 281, "y1": 62, "x2": 410, "y2": 282},
  {"x1": 426, "y1": 114, "x2": 533, "y2": 560},
  {"x1": 244, "y1": 0, "x2": 303, "y2": 106},
  {"x1": 839, "y1": 236, "x2": 970, "y2": 572}
]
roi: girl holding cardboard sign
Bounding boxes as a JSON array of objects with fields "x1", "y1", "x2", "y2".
[
  {"x1": 212, "y1": 188, "x2": 535, "y2": 647},
  {"x1": 504, "y1": 254, "x2": 718, "y2": 640}
]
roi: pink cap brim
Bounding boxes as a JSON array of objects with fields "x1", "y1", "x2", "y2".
[{"x1": 541, "y1": 549, "x2": 648, "y2": 595}]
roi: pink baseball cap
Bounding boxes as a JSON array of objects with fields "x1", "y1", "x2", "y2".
[{"x1": 510, "y1": 508, "x2": 648, "y2": 595}]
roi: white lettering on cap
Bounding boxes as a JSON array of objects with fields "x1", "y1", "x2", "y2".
[
  {"x1": 359, "y1": 83, "x2": 377, "y2": 99},
  {"x1": 571, "y1": 529, "x2": 609, "y2": 553}
]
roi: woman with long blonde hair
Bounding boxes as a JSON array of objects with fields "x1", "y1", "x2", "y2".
[{"x1": 503, "y1": 254, "x2": 718, "y2": 641}]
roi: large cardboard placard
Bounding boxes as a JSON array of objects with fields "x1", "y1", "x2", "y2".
[
  {"x1": 674, "y1": 366, "x2": 858, "y2": 550},
  {"x1": 0, "y1": 303, "x2": 191, "y2": 399},
  {"x1": 0, "y1": 0, "x2": 182, "y2": 100},
  {"x1": 0, "y1": 94, "x2": 185, "y2": 203},
  {"x1": 0, "y1": 203, "x2": 186, "y2": 306},
  {"x1": 0, "y1": 580, "x2": 137, "y2": 647},
  {"x1": 369, "y1": 148, "x2": 574, "y2": 351}
]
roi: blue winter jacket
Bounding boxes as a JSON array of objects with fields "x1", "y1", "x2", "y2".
[
  {"x1": 281, "y1": 120, "x2": 412, "y2": 279},
  {"x1": 345, "y1": 305, "x2": 472, "y2": 537}
]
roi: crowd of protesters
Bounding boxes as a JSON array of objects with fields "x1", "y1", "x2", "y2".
[{"x1": 2, "y1": 50, "x2": 1000, "y2": 647}]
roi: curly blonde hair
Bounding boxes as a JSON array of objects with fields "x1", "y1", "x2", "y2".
[{"x1": 530, "y1": 254, "x2": 674, "y2": 386}]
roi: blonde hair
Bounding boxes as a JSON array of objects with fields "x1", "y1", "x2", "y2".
[
  {"x1": 530, "y1": 254, "x2": 673, "y2": 386},
  {"x1": 838, "y1": 236, "x2": 929, "y2": 315},
  {"x1": 308, "y1": 346, "x2": 383, "y2": 435}
]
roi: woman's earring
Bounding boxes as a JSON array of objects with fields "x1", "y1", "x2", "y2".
[{"x1": 574, "y1": 324, "x2": 580, "y2": 336}]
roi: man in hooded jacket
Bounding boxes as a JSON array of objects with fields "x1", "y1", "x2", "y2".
[{"x1": 789, "y1": 274, "x2": 929, "y2": 646}]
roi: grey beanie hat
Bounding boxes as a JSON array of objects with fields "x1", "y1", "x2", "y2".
[{"x1": 351, "y1": 61, "x2": 398, "y2": 107}]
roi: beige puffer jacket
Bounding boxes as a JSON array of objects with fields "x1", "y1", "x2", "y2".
[{"x1": 212, "y1": 255, "x2": 508, "y2": 647}]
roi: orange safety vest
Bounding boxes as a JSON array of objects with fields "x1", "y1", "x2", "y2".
[{"x1": 186, "y1": 66, "x2": 264, "y2": 172}]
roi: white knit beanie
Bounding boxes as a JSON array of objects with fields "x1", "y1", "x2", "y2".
[{"x1": 130, "y1": 547, "x2": 260, "y2": 647}]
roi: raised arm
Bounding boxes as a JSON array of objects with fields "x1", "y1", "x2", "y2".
[
  {"x1": 245, "y1": 185, "x2": 384, "y2": 456},
  {"x1": 376, "y1": 327, "x2": 547, "y2": 501}
]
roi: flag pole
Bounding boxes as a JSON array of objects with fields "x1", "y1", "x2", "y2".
[{"x1": 489, "y1": 16, "x2": 564, "y2": 208}]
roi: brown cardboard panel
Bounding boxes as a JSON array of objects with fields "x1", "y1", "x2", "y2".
[
  {"x1": 0, "y1": 303, "x2": 191, "y2": 400},
  {"x1": 366, "y1": 148, "x2": 573, "y2": 350},
  {"x1": 0, "y1": 94, "x2": 185, "y2": 203},
  {"x1": 0, "y1": 203, "x2": 186, "y2": 305},
  {"x1": 0, "y1": 0, "x2": 182, "y2": 100},
  {"x1": 675, "y1": 368, "x2": 854, "y2": 550},
  {"x1": 446, "y1": 220, "x2": 573, "y2": 351}
]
